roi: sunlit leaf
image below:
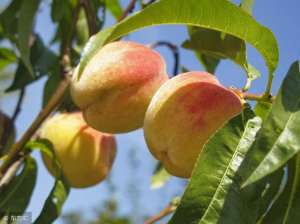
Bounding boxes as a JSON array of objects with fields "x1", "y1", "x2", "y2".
[
  {"x1": 78, "y1": 0, "x2": 278, "y2": 79},
  {"x1": 241, "y1": 61, "x2": 300, "y2": 186},
  {"x1": 169, "y1": 109, "x2": 263, "y2": 224}
]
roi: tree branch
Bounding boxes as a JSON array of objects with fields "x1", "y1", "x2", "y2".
[
  {"x1": 149, "y1": 41, "x2": 180, "y2": 76},
  {"x1": 0, "y1": 76, "x2": 70, "y2": 178},
  {"x1": 80, "y1": 0, "x2": 98, "y2": 35},
  {"x1": 144, "y1": 204, "x2": 176, "y2": 224},
  {"x1": 118, "y1": 0, "x2": 137, "y2": 21}
]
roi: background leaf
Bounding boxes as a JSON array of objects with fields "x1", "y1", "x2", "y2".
[
  {"x1": 182, "y1": 27, "x2": 247, "y2": 72},
  {"x1": 169, "y1": 109, "x2": 263, "y2": 224},
  {"x1": 6, "y1": 35, "x2": 59, "y2": 92},
  {"x1": 17, "y1": 0, "x2": 41, "y2": 76},
  {"x1": 150, "y1": 163, "x2": 171, "y2": 189},
  {"x1": 241, "y1": 61, "x2": 300, "y2": 186},
  {"x1": 78, "y1": 0, "x2": 278, "y2": 78}
]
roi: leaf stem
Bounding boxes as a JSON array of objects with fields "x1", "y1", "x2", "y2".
[{"x1": 263, "y1": 72, "x2": 274, "y2": 99}]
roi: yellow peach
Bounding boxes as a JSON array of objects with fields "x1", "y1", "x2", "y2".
[
  {"x1": 144, "y1": 72, "x2": 243, "y2": 178},
  {"x1": 70, "y1": 41, "x2": 168, "y2": 133},
  {"x1": 40, "y1": 112, "x2": 116, "y2": 188}
]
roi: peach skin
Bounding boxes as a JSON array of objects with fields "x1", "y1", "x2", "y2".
[
  {"x1": 144, "y1": 72, "x2": 243, "y2": 178},
  {"x1": 70, "y1": 41, "x2": 168, "y2": 133},
  {"x1": 40, "y1": 112, "x2": 116, "y2": 188}
]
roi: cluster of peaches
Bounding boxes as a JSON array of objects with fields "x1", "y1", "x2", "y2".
[{"x1": 40, "y1": 41, "x2": 243, "y2": 188}]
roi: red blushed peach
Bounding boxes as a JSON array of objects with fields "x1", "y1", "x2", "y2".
[
  {"x1": 40, "y1": 112, "x2": 116, "y2": 188},
  {"x1": 70, "y1": 41, "x2": 168, "y2": 134},
  {"x1": 144, "y1": 72, "x2": 243, "y2": 178}
]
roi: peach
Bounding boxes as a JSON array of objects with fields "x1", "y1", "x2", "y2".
[
  {"x1": 144, "y1": 72, "x2": 243, "y2": 178},
  {"x1": 39, "y1": 112, "x2": 116, "y2": 188},
  {"x1": 70, "y1": 41, "x2": 168, "y2": 133}
]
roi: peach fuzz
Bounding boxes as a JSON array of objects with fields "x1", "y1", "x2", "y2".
[
  {"x1": 70, "y1": 41, "x2": 169, "y2": 134},
  {"x1": 144, "y1": 72, "x2": 243, "y2": 178},
  {"x1": 40, "y1": 112, "x2": 116, "y2": 188}
]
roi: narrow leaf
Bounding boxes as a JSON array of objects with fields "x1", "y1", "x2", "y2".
[
  {"x1": 240, "y1": 0, "x2": 255, "y2": 14},
  {"x1": 105, "y1": 0, "x2": 123, "y2": 19},
  {"x1": 78, "y1": 0, "x2": 278, "y2": 79},
  {"x1": 0, "y1": 48, "x2": 16, "y2": 70},
  {"x1": 6, "y1": 35, "x2": 59, "y2": 92},
  {"x1": 34, "y1": 177, "x2": 70, "y2": 224},
  {"x1": 0, "y1": 157, "x2": 37, "y2": 214},
  {"x1": 17, "y1": 0, "x2": 41, "y2": 76},
  {"x1": 169, "y1": 109, "x2": 263, "y2": 224},
  {"x1": 242, "y1": 61, "x2": 300, "y2": 186},
  {"x1": 261, "y1": 154, "x2": 300, "y2": 224},
  {"x1": 182, "y1": 27, "x2": 247, "y2": 70}
]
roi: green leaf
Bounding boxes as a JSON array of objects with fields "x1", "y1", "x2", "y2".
[
  {"x1": 0, "y1": 0, "x2": 23, "y2": 41},
  {"x1": 78, "y1": 0, "x2": 278, "y2": 79},
  {"x1": 6, "y1": 35, "x2": 59, "y2": 92},
  {"x1": 183, "y1": 27, "x2": 247, "y2": 70},
  {"x1": 50, "y1": 0, "x2": 68, "y2": 23},
  {"x1": 17, "y1": 0, "x2": 41, "y2": 76},
  {"x1": 0, "y1": 48, "x2": 16, "y2": 70},
  {"x1": 150, "y1": 163, "x2": 171, "y2": 189},
  {"x1": 25, "y1": 139, "x2": 70, "y2": 224},
  {"x1": 195, "y1": 53, "x2": 220, "y2": 74},
  {"x1": 169, "y1": 109, "x2": 263, "y2": 224},
  {"x1": 25, "y1": 139, "x2": 61, "y2": 174},
  {"x1": 254, "y1": 101, "x2": 272, "y2": 121},
  {"x1": 34, "y1": 177, "x2": 70, "y2": 224},
  {"x1": 261, "y1": 154, "x2": 300, "y2": 224},
  {"x1": 105, "y1": 0, "x2": 122, "y2": 19},
  {"x1": 0, "y1": 156, "x2": 37, "y2": 213},
  {"x1": 256, "y1": 168, "x2": 285, "y2": 221},
  {"x1": 240, "y1": 0, "x2": 255, "y2": 14},
  {"x1": 241, "y1": 61, "x2": 300, "y2": 187}
]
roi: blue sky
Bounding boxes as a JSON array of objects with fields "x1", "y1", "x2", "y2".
[{"x1": 0, "y1": 0, "x2": 300, "y2": 223}]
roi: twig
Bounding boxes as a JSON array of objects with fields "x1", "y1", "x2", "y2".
[
  {"x1": 0, "y1": 77, "x2": 71, "y2": 178},
  {"x1": 149, "y1": 41, "x2": 180, "y2": 76},
  {"x1": 142, "y1": 0, "x2": 157, "y2": 8},
  {"x1": 80, "y1": 0, "x2": 98, "y2": 35},
  {"x1": 118, "y1": 0, "x2": 137, "y2": 21},
  {"x1": 11, "y1": 88, "x2": 25, "y2": 123},
  {"x1": 144, "y1": 204, "x2": 176, "y2": 224}
]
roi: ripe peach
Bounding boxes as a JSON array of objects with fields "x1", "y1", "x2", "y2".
[
  {"x1": 70, "y1": 41, "x2": 168, "y2": 133},
  {"x1": 144, "y1": 72, "x2": 243, "y2": 178},
  {"x1": 40, "y1": 112, "x2": 116, "y2": 188}
]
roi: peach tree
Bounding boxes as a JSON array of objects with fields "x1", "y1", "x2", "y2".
[{"x1": 0, "y1": 0, "x2": 299, "y2": 223}]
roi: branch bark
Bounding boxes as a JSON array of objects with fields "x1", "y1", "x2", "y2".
[
  {"x1": 144, "y1": 204, "x2": 176, "y2": 224},
  {"x1": 118, "y1": 0, "x2": 137, "y2": 21}
]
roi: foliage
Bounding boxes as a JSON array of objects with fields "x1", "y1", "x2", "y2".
[{"x1": 0, "y1": 0, "x2": 299, "y2": 224}]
